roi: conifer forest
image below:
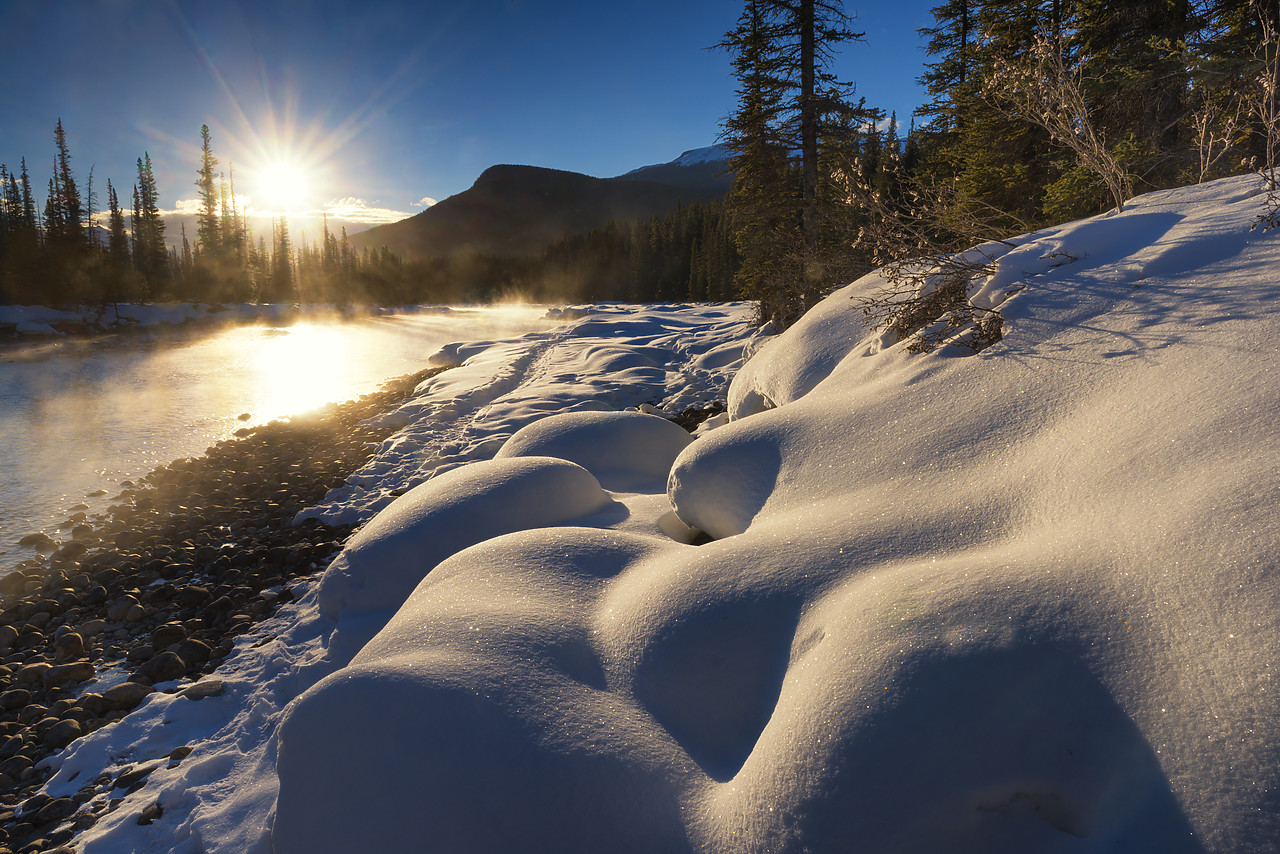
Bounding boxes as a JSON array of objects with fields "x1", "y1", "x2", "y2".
[{"x1": 1, "y1": 0, "x2": 1277, "y2": 326}]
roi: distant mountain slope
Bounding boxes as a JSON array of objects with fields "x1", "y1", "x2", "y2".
[
  {"x1": 614, "y1": 145, "x2": 734, "y2": 191},
  {"x1": 351, "y1": 152, "x2": 732, "y2": 261}
]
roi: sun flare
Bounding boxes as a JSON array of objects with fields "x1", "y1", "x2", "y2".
[{"x1": 252, "y1": 159, "x2": 311, "y2": 214}]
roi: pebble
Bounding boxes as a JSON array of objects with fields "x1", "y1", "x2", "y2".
[
  {"x1": 0, "y1": 365, "x2": 447, "y2": 854},
  {"x1": 180, "y1": 679, "x2": 224, "y2": 701}
]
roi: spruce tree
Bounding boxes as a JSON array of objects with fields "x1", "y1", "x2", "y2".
[
  {"x1": 720, "y1": 0, "x2": 868, "y2": 326},
  {"x1": 106, "y1": 179, "x2": 132, "y2": 306},
  {"x1": 195, "y1": 125, "x2": 221, "y2": 273},
  {"x1": 134, "y1": 153, "x2": 168, "y2": 299}
]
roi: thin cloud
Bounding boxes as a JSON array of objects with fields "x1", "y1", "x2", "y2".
[
  {"x1": 412, "y1": 196, "x2": 438, "y2": 208},
  {"x1": 162, "y1": 196, "x2": 411, "y2": 226},
  {"x1": 322, "y1": 197, "x2": 414, "y2": 225}
]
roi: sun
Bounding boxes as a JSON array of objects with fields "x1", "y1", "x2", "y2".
[{"x1": 252, "y1": 159, "x2": 311, "y2": 214}]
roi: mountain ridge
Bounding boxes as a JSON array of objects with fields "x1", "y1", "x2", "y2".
[{"x1": 350, "y1": 148, "x2": 732, "y2": 261}]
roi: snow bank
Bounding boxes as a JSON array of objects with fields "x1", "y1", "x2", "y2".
[
  {"x1": 50, "y1": 302, "x2": 758, "y2": 854},
  {"x1": 49, "y1": 176, "x2": 1280, "y2": 853},
  {"x1": 272, "y1": 176, "x2": 1280, "y2": 853},
  {"x1": 318, "y1": 455, "x2": 614, "y2": 657},
  {"x1": 495, "y1": 410, "x2": 693, "y2": 490}
]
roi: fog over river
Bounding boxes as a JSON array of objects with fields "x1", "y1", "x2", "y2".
[{"x1": 0, "y1": 307, "x2": 551, "y2": 562}]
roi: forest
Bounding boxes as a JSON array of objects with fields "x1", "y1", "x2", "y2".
[{"x1": 1, "y1": 0, "x2": 1277, "y2": 323}]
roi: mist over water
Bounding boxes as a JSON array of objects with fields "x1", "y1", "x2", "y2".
[{"x1": 0, "y1": 307, "x2": 551, "y2": 561}]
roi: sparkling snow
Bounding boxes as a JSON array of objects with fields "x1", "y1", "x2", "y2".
[{"x1": 41, "y1": 176, "x2": 1280, "y2": 852}]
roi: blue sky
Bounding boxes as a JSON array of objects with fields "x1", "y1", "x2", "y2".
[{"x1": 0, "y1": 0, "x2": 938, "y2": 232}]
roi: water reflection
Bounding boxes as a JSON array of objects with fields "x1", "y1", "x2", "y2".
[{"x1": 0, "y1": 307, "x2": 551, "y2": 558}]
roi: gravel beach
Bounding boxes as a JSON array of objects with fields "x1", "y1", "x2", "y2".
[{"x1": 0, "y1": 365, "x2": 447, "y2": 853}]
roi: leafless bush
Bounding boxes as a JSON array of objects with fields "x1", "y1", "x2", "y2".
[
  {"x1": 984, "y1": 33, "x2": 1133, "y2": 213},
  {"x1": 1250, "y1": 7, "x2": 1280, "y2": 230},
  {"x1": 843, "y1": 172, "x2": 1031, "y2": 354},
  {"x1": 1190, "y1": 83, "x2": 1248, "y2": 184}
]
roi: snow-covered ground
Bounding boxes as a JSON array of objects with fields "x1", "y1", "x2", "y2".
[{"x1": 41, "y1": 175, "x2": 1280, "y2": 852}]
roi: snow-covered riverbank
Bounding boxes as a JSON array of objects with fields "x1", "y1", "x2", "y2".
[{"x1": 31, "y1": 174, "x2": 1280, "y2": 852}]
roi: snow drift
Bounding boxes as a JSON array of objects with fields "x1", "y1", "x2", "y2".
[
  {"x1": 273, "y1": 176, "x2": 1280, "y2": 853},
  {"x1": 45, "y1": 177, "x2": 1280, "y2": 853}
]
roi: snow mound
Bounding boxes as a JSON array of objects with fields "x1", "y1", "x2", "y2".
[
  {"x1": 496, "y1": 410, "x2": 693, "y2": 490},
  {"x1": 318, "y1": 455, "x2": 613, "y2": 657},
  {"x1": 273, "y1": 176, "x2": 1280, "y2": 853},
  {"x1": 276, "y1": 527, "x2": 693, "y2": 854}
]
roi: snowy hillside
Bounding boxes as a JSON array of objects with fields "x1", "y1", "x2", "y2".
[{"x1": 45, "y1": 175, "x2": 1280, "y2": 852}]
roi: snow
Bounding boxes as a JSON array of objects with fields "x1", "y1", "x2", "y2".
[
  {"x1": 318, "y1": 455, "x2": 615, "y2": 658},
  {"x1": 621, "y1": 144, "x2": 734, "y2": 175},
  {"x1": 40, "y1": 175, "x2": 1280, "y2": 852}
]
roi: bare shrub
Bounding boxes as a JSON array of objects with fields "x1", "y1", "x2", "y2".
[
  {"x1": 843, "y1": 173, "x2": 1031, "y2": 354},
  {"x1": 1250, "y1": 7, "x2": 1280, "y2": 230},
  {"x1": 983, "y1": 33, "x2": 1133, "y2": 213}
]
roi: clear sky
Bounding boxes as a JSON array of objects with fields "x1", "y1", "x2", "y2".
[{"x1": 0, "y1": 0, "x2": 938, "y2": 234}]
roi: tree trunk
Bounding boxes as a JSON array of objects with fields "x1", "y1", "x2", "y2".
[{"x1": 799, "y1": 0, "x2": 819, "y2": 307}]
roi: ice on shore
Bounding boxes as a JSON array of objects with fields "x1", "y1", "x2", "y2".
[{"x1": 49, "y1": 176, "x2": 1280, "y2": 853}]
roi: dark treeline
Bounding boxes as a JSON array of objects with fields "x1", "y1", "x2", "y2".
[
  {"x1": 4, "y1": 0, "x2": 1278, "y2": 321},
  {"x1": 0, "y1": 122, "x2": 464, "y2": 309},
  {"x1": 442, "y1": 200, "x2": 742, "y2": 304},
  {"x1": 0, "y1": 120, "x2": 746, "y2": 309},
  {"x1": 721, "y1": 0, "x2": 1280, "y2": 326}
]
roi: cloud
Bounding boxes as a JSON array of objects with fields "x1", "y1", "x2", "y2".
[
  {"x1": 167, "y1": 198, "x2": 204, "y2": 216},
  {"x1": 412, "y1": 196, "x2": 438, "y2": 208},
  {"x1": 321, "y1": 197, "x2": 414, "y2": 225}
]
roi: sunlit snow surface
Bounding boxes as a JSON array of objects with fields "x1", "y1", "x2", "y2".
[{"x1": 47, "y1": 177, "x2": 1280, "y2": 852}]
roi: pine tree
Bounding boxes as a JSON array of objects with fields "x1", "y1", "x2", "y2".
[
  {"x1": 51, "y1": 119, "x2": 84, "y2": 251},
  {"x1": 105, "y1": 179, "x2": 133, "y2": 306},
  {"x1": 195, "y1": 124, "x2": 221, "y2": 266},
  {"x1": 719, "y1": 0, "x2": 869, "y2": 326},
  {"x1": 134, "y1": 153, "x2": 168, "y2": 299}
]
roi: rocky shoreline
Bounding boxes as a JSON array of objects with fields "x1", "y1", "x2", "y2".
[{"x1": 0, "y1": 365, "x2": 447, "y2": 854}]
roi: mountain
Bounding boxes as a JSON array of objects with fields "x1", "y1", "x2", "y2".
[
  {"x1": 350, "y1": 149, "x2": 733, "y2": 261},
  {"x1": 614, "y1": 144, "x2": 734, "y2": 191}
]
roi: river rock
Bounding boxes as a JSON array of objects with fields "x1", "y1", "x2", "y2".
[
  {"x1": 113, "y1": 763, "x2": 157, "y2": 791},
  {"x1": 176, "y1": 638, "x2": 211, "y2": 664},
  {"x1": 135, "y1": 651, "x2": 186, "y2": 683},
  {"x1": 0, "y1": 689, "x2": 31, "y2": 710},
  {"x1": 101, "y1": 682, "x2": 152, "y2": 712},
  {"x1": 52, "y1": 633, "x2": 84, "y2": 662},
  {"x1": 78, "y1": 619, "x2": 107, "y2": 638},
  {"x1": 15, "y1": 663, "x2": 49, "y2": 685},
  {"x1": 16, "y1": 533, "x2": 55, "y2": 550},
  {"x1": 42, "y1": 662, "x2": 94, "y2": 689},
  {"x1": 41, "y1": 719, "x2": 82, "y2": 750},
  {"x1": 105, "y1": 595, "x2": 138, "y2": 622},
  {"x1": 150, "y1": 623, "x2": 186, "y2": 649},
  {"x1": 33, "y1": 796, "x2": 76, "y2": 825},
  {"x1": 125, "y1": 645, "x2": 154, "y2": 663},
  {"x1": 181, "y1": 679, "x2": 223, "y2": 700},
  {"x1": 0, "y1": 625, "x2": 18, "y2": 650},
  {"x1": 171, "y1": 586, "x2": 209, "y2": 608}
]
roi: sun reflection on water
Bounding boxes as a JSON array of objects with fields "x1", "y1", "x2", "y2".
[{"x1": 246, "y1": 325, "x2": 351, "y2": 421}]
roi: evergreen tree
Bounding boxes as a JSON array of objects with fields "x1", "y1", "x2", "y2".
[
  {"x1": 194, "y1": 125, "x2": 221, "y2": 276},
  {"x1": 134, "y1": 153, "x2": 168, "y2": 299},
  {"x1": 105, "y1": 179, "x2": 133, "y2": 306},
  {"x1": 50, "y1": 119, "x2": 85, "y2": 251},
  {"x1": 719, "y1": 0, "x2": 869, "y2": 326}
]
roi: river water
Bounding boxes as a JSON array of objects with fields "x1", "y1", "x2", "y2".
[{"x1": 0, "y1": 306, "x2": 552, "y2": 561}]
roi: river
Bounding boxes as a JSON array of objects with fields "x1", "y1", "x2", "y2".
[{"x1": 0, "y1": 306, "x2": 552, "y2": 562}]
